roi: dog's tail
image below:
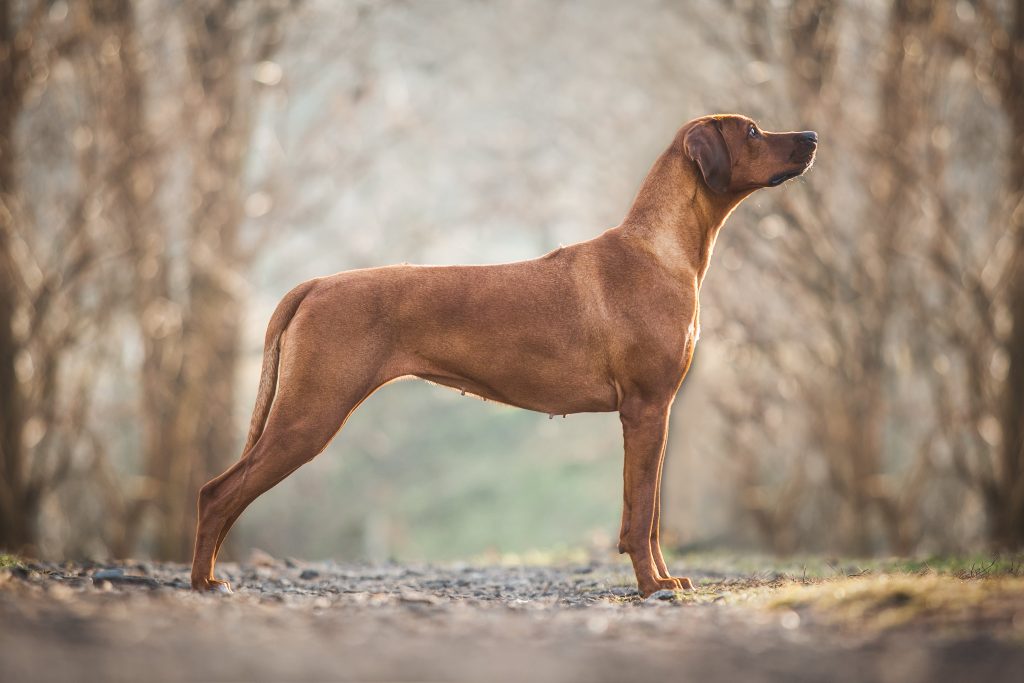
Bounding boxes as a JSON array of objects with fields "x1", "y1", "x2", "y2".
[{"x1": 240, "y1": 279, "x2": 317, "y2": 456}]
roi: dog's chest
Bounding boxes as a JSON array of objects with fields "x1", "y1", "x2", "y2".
[
  {"x1": 686, "y1": 295, "x2": 701, "y2": 345},
  {"x1": 687, "y1": 318, "x2": 701, "y2": 343}
]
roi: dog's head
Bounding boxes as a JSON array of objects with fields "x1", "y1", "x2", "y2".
[{"x1": 682, "y1": 115, "x2": 817, "y2": 194}]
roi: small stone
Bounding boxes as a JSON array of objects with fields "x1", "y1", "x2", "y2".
[
  {"x1": 93, "y1": 568, "x2": 126, "y2": 580},
  {"x1": 586, "y1": 616, "x2": 610, "y2": 634},
  {"x1": 299, "y1": 569, "x2": 320, "y2": 580},
  {"x1": 47, "y1": 583, "x2": 74, "y2": 600},
  {"x1": 398, "y1": 590, "x2": 439, "y2": 605},
  {"x1": 7, "y1": 566, "x2": 31, "y2": 581},
  {"x1": 646, "y1": 589, "x2": 678, "y2": 601},
  {"x1": 92, "y1": 567, "x2": 160, "y2": 589},
  {"x1": 247, "y1": 548, "x2": 276, "y2": 567}
]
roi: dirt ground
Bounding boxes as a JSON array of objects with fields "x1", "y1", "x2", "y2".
[{"x1": 2, "y1": 555, "x2": 1024, "y2": 683}]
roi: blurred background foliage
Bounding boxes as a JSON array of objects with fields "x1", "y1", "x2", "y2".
[{"x1": 1, "y1": 0, "x2": 1023, "y2": 563}]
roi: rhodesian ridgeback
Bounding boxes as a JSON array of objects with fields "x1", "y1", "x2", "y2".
[{"x1": 191, "y1": 114, "x2": 817, "y2": 597}]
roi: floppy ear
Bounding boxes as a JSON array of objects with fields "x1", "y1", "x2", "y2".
[{"x1": 683, "y1": 121, "x2": 731, "y2": 193}]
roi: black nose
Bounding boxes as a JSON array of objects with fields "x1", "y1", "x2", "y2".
[{"x1": 796, "y1": 131, "x2": 818, "y2": 144}]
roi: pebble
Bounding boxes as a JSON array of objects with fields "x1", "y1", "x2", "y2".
[
  {"x1": 398, "y1": 591, "x2": 440, "y2": 606},
  {"x1": 645, "y1": 589, "x2": 679, "y2": 602},
  {"x1": 93, "y1": 568, "x2": 126, "y2": 580},
  {"x1": 9, "y1": 559, "x2": 720, "y2": 613},
  {"x1": 92, "y1": 568, "x2": 161, "y2": 589},
  {"x1": 247, "y1": 548, "x2": 277, "y2": 567},
  {"x1": 6, "y1": 566, "x2": 32, "y2": 581}
]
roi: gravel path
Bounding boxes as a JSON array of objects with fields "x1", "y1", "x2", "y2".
[{"x1": 2, "y1": 558, "x2": 1023, "y2": 682}]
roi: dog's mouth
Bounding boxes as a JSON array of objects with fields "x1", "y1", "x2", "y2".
[
  {"x1": 769, "y1": 154, "x2": 815, "y2": 187},
  {"x1": 768, "y1": 170, "x2": 804, "y2": 186}
]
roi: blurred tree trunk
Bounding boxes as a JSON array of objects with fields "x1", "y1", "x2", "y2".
[
  {"x1": 755, "y1": 0, "x2": 931, "y2": 555},
  {"x1": 0, "y1": 0, "x2": 29, "y2": 550},
  {"x1": 88, "y1": 0, "x2": 183, "y2": 557},
  {"x1": 782, "y1": 0, "x2": 903, "y2": 555},
  {"x1": 812, "y1": 0, "x2": 934, "y2": 555},
  {"x1": 995, "y1": 0, "x2": 1024, "y2": 549},
  {"x1": 0, "y1": 1, "x2": 99, "y2": 553},
  {"x1": 166, "y1": 0, "x2": 290, "y2": 561},
  {"x1": 93, "y1": 0, "x2": 289, "y2": 560},
  {"x1": 851, "y1": 0, "x2": 933, "y2": 555},
  {"x1": 165, "y1": 0, "x2": 252, "y2": 562}
]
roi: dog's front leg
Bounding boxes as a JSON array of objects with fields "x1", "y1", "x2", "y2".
[
  {"x1": 623, "y1": 441, "x2": 671, "y2": 577},
  {"x1": 650, "y1": 460, "x2": 693, "y2": 589},
  {"x1": 650, "y1": 465, "x2": 669, "y2": 577},
  {"x1": 619, "y1": 400, "x2": 688, "y2": 597}
]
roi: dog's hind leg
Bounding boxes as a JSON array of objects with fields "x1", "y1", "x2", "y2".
[
  {"x1": 191, "y1": 311, "x2": 394, "y2": 591},
  {"x1": 190, "y1": 384, "x2": 371, "y2": 592},
  {"x1": 191, "y1": 364, "x2": 387, "y2": 591}
]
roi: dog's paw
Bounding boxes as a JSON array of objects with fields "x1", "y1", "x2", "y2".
[
  {"x1": 639, "y1": 577, "x2": 691, "y2": 597},
  {"x1": 645, "y1": 589, "x2": 680, "y2": 601},
  {"x1": 667, "y1": 576, "x2": 694, "y2": 590},
  {"x1": 192, "y1": 577, "x2": 233, "y2": 594}
]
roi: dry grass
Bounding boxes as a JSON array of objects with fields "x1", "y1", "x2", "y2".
[
  {"x1": 764, "y1": 575, "x2": 1024, "y2": 634},
  {"x1": 617, "y1": 553, "x2": 1024, "y2": 638}
]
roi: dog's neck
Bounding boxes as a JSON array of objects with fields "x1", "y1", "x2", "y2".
[{"x1": 618, "y1": 145, "x2": 749, "y2": 287}]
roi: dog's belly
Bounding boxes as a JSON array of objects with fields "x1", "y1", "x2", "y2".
[
  {"x1": 377, "y1": 259, "x2": 621, "y2": 414},
  {"x1": 401, "y1": 318, "x2": 621, "y2": 414},
  {"x1": 412, "y1": 363, "x2": 619, "y2": 415}
]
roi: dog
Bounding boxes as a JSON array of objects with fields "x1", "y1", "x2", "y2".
[{"x1": 190, "y1": 114, "x2": 817, "y2": 597}]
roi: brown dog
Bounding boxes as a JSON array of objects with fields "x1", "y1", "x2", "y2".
[{"x1": 190, "y1": 114, "x2": 817, "y2": 597}]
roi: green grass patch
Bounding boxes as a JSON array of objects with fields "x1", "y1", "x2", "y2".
[{"x1": 0, "y1": 553, "x2": 25, "y2": 569}]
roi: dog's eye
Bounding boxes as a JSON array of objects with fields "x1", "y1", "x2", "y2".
[{"x1": 748, "y1": 125, "x2": 759, "y2": 139}]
